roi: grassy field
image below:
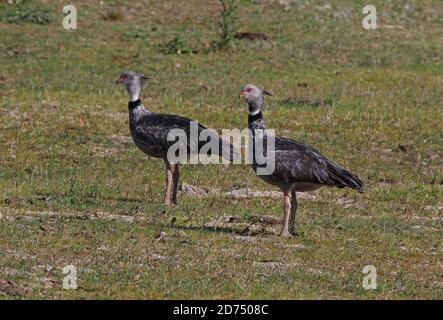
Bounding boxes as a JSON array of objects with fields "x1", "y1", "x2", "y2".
[{"x1": 0, "y1": 0, "x2": 442, "y2": 299}]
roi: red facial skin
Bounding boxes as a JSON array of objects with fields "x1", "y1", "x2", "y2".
[
  {"x1": 116, "y1": 74, "x2": 128, "y2": 85},
  {"x1": 240, "y1": 87, "x2": 252, "y2": 97}
]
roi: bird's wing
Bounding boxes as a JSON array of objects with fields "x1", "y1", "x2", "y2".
[
  {"x1": 135, "y1": 114, "x2": 237, "y2": 160},
  {"x1": 272, "y1": 144, "x2": 364, "y2": 192},
  {"x1": 275, "y1": 136, "x2": 323, "y2": 155}
]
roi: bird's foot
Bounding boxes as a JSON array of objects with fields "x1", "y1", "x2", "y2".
[
  {"x1": 288, "y1": 226, "x2": 299, "y2": 237},
  {"x1": 164, "y1": 196, "x2": 177, "y2": 207},
  {"x1": 279, "y1": 230, "x2": 294, "y2": 237}
]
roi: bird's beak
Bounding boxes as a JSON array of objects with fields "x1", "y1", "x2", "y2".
[
  {"x1": 239, "y1": 91, "x2": 245, "y2": 98},
  {"x1": 263, "y1": 89, "x2": 273, "y2": 96},
  {"x1": 115, "y1": 77, "x2": 124, "y2": 89}
]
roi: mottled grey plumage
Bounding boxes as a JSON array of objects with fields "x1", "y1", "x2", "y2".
[
  {"x1": 241, "y1": 84, "x2": 364, "y2": 236},
  {"x1": 129, "y1": 109, "x2": 234, "y2": 160},
  {"x1": 117, "y1": 71, "x2": 235, "y2": 205}
]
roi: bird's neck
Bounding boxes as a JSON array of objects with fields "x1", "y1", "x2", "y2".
[
  {"x1": 126, "y1": 83, "x2": 141, "y2": 102},
  {"x1": 247, "y1": 96, "x2": 264, "y2": 113},
  {"x1": 248, "y1": 111, "x2": 266, "y2": 131},
  {"x1": 128, "y1": 99, "x2": 149, "y2": 123},
  {"x1": 248, "y1": 111, "x2": 271, "y2": 165},
  {"x1": 130, "y1": 92, "x2": 139, "y2": 102}
]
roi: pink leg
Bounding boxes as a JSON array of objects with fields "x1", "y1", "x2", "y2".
[
  {"x1": 280, "y1": 191, "x2": 292, "y2": 237},
  {"x1": 163, "y1": 159, "x2": 173, "y2": 206}
]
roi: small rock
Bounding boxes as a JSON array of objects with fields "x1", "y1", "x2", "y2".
[
  {"x1": 155, "y1": 231, "x2": 167, "y2": 241},
  {"x1": 97, "y1": 245, "x2": 110, "y2": 251}
]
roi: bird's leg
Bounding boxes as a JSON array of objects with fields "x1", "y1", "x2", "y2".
[
  {"x1": 289, "y1": 190, "x2": 298, "y2": 236},
  {"x1": 172, "y1": 163, "x2": 180, "y2": 205},
  {"x1": 163, "y1": 159, "x2": 173, "y2": 206},
  {"x1": 280, "y1": 191, "x2": 292, "y2": 237}
]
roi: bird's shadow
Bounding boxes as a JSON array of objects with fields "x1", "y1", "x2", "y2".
[
  {"x1": 165, "y1": 220, "x2": 275, "y2": 237},
  {"x1": 173, "y1": 224, "x2": 243, "y2": 235}
]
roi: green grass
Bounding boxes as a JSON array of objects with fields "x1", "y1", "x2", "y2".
[{"x1": 0, "y1": 0, "x2": 442, "y2": 299}]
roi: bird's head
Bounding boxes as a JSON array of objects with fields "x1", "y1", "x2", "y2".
[
  {"x1": 240, "y1": 84, "x2": 273, "y2": 115},
  {"x1": 116, "y1": 70, "x2": 150, "y2": 100}
]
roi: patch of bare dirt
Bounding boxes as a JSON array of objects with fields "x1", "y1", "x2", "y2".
[
  {"x1": 407, "y1": 215, "x2": 442, "y2": 222},
  {"x1": 81, "y1": 210, "x2": 146, "y2": 223},
  {"x1": 149, "y1": 253, "x2": 166, "y2": 262},
  {"x1": 232, "y1": 235, "x2": 262, "y2": 242},
  {"x1": 0, "y1": 280, "x2": 30, "y2": 296},
  {"x1": 0, "y1": 267, "x2": 31, "y2": 277},
  {"x1": 40, "y1": 277, "x2": 57, "y2": 289},
  {"x1": 225, "y1": 188, "x2": 315, "y2": 200},
  {"x1": 252, "y1": 260, "x2": 299, "y2": 271},
  {"x1": 280, "y1": 243, "x2": 309, "y2": 250},
  {"x1": 424, "y1": 205, "x2": 443, "y2": 212},
  {"x1": 88, "y1": 142, "x2": 120, "y2": 158},
  {"x1": 253, "y1": 260, "x2": 323, "y2": 275},
  {"x1": 225, "y1": 188, "x2": 281, "y2": 199},
  {"x1": 109, "y1": 135, "x2": 133, "y2": 147},
  {"x1": 248, "y1": 214, "x2": 281, "y2": 225},
  {"x1": 95, "y1": 111, "x2": 127, "y2": 120},
  {"x1": 240, "y1": 225, "x2": 274, "y2": 236},
  {"x1": 204, "y1": 214, "x2": 279, "y2": 236},
  {"x1": 181, "y1": 183, "x2": 219, "y2": 197},
  {"x1": 336, "y1": 197, "x2": 356, "y2": 208},
  {"x1": 411, "y1": 225, "x2": 439, "y2": 232},
  {"x1": 205, "y1": 215, "x2": 243, "y2": 226},
  {"x1": 0, "y1": 209, "x2": 146, "y2": 224},
  {"x1": 5, "y1": 249, "x2": 37, "y2": 261},
  {"x1": 177, "y1": 184, "x2": 317, "y2": 201}
]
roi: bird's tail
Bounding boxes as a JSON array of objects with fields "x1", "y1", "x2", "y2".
[{"x1": 327, "y1": 162, "x2": 364, "y2": 193}]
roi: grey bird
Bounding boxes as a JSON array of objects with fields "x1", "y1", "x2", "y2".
[
  {"x1": 116, "y1": 71, "x2": 236, "y2": 206},
  {"x1": 240, "y1": 84, "x2": 364, "y2": 236}
]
